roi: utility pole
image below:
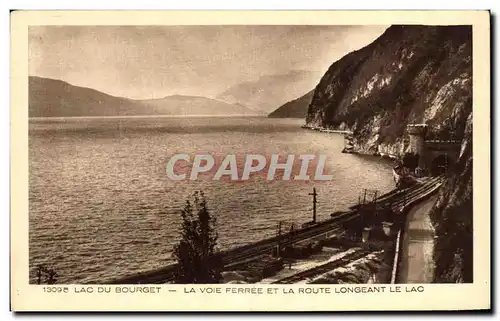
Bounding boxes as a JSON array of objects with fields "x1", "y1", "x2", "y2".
[{"x1": 309, "y1": 187, "x2": 318, "y2": 223}]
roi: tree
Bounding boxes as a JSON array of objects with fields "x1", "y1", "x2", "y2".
[
  {"x1": 173, "y1": 191, "x2": 222, "y2": 283},
  {"x1": 34, "y1": 265, "x2": 58, "y2": 284}
]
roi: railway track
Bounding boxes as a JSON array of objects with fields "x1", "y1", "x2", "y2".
[
  {"x1": 271, "y1": 249, "x2": 370, "y2": 284},
  {"x1": 102, "y1": 176, "x2": 443, "y2": 284}
]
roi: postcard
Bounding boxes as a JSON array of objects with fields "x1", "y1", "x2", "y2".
[{"x1": 10, "y1": 10, "x2": 490, "y2": 311}]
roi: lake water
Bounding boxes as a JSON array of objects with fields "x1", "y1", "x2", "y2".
[{"x1": 29, "y1": 117, "x2": 395, "y2": 283}]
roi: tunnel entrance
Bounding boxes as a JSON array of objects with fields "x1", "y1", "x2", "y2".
[{"x1": 430, "y1": 154, "x2": 452, "y2": 176}]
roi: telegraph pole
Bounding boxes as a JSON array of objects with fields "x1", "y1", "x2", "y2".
[{"x1": 309, "y1": 187, "x2": 318, "y2": 223}]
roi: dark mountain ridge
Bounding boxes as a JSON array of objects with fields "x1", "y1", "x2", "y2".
[
  {"x1": 29, "y1": 76, "x2": 259, "y2": 117},
  {"x1": 29, "y1": 76, "x2": 148, "y2": 117},
  {"x1": 268, "y1": 90, "x2": 314, "y2": 118}
]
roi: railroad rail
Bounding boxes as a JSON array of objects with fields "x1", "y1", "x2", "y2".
[
  {"x1": 100, "y1": 175, "x2": 443, "y2": 284},
  {"x1": 271, "y1": 249, "x2": 370, "y2": 284}
]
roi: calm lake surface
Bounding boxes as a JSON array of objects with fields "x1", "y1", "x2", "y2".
[{"x1": 29, "y1": 117, "x2": 395, "y2": 283}]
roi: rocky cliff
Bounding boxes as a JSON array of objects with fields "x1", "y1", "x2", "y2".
[
  {"x1": 306, "y1": 25, "x2": 472, "y2": 156},
  {"x1": 430, "y1": 115, "x2": 473, "y2": 283},
  {"x1": 305, "y1": 25, "x2": 473, "y2": 283}
]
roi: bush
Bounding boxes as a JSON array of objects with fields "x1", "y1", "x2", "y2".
[
  {"x1": 173, "y1": 191, "x2": 223, "y2": 284},
  {"x1": 34, "y1": 265, "x2": 58, "y2": 284}
]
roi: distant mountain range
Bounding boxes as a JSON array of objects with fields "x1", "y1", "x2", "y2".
[
  {"x1": 140, "y1": 95, "x2": 260, "y2": 116},
  {"x1": 216, "y1": 70, "x2": 322, "y2": 114},
  {"x1": 29, "y1": 76, "x2": 261, "y2": 118},
  {"x1": 268, "y1": 90, "x2": 314, "y2": 118}
]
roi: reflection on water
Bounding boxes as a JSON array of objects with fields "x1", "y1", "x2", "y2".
[{"x1": 29, "y1": 117, "x2": 395, "y2": 283}]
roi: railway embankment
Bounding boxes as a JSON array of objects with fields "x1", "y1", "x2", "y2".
[{"x1": 102, "y1": 176, "x2": 442, "y2": 284}]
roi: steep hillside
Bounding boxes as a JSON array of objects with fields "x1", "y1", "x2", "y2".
[
  {"x1": 305, "y1": 25, "x2": 474, "y2": 283},
  {"x1": 29, "y1": 77, "x2": 259, "y2": 117},
  {"x1": 306, "y1": 25, "x2": 472, "y2": 155},
  {"x1": 268, "y1": 90, "x2": 314, "y2": 118},
  {"x1": 217, "y1": 70, "x2": 322, "y2": 113},
  {"x1": 430, "y1": 115, "x2": 473, "y2": 283},
  {"x1": 140, "y1": 95, "x2": 260, "y2": 116},
  {"x1": 29, "y1": 76, "x2": 151, "y2": 117}
]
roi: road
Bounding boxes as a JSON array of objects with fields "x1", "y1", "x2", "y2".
[
  {"x1": 397, "y1": 195, "x2": 438, "y2": 283},
  {"x1": 100, "y1": 176, "x2": 443, "y2": 284}
]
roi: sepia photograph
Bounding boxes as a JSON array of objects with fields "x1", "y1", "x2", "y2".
[{"x1": 10, "y1": 10, "x2": 490, "y2": 311}]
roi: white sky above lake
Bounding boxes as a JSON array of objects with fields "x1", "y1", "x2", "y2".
[{"x1": 29, "y1": 25, "x2": 388, "y2": 100}]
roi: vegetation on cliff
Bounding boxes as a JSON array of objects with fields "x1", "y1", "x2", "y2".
[
  {"x1": 304, "y1": 25, "x2": 474, "y2": 283},
  {"x1": 306, "y1": 25, "x2": 472, "y2": 155},
  {"x1": 430, "y1": 115, "x2": 473, "y2": 283}
]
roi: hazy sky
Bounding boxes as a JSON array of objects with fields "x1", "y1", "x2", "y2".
[{"x1": 29, "y1": 25, "x2": 388, "y2": 99}]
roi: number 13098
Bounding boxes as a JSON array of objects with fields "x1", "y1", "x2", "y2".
[{"x1": 42, "y1": 286, "x2": 69, "y2": 293}]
